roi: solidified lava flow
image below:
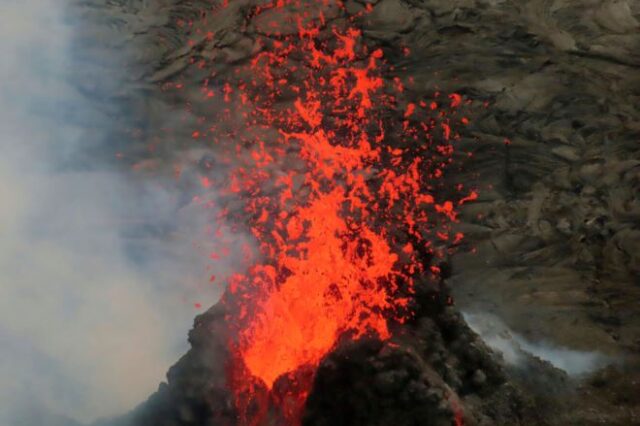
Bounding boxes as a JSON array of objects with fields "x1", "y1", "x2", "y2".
[{"x1": 178, "y1": 1, "x2": 475, "y2": 424}]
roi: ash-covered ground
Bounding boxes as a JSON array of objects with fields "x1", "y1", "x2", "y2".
[{"x1": 7, "y1": 0, "x2": 640, "y2": 425}]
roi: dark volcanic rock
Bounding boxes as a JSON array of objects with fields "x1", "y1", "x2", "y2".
[
  {"x1": 122, "y1": 305, "x2": 237, "y2": 426},
  {"x1": 303, "y1": 339, "x2": 458, "y2": 426},
  {"x1": 302, "y1": 312, "x2": 534, "y2": 426}
]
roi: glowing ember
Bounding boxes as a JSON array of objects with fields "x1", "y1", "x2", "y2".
[{"x1": 176, "y1": 0, "x2": 472, "y2": 423}]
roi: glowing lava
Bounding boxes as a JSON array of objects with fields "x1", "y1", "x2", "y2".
[
  {"x1": 175, "y1": 1, "x2": 474, "y2": 424},
  {"x1": 240, "y1": 188, "x2": 398, "y2": 389}
]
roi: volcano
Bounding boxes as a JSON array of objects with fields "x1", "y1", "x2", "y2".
[
  {"x1": 96, "y1": 1, "x2": 549, "y2": 425},
  {"x1": 78, "y1": 0, "x2": 640, "y2": 425},
  {"x1": 120, "y1": 288, "x2": 546, "y2": 426}
]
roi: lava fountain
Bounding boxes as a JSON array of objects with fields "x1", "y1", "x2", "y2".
[{"x1": 175, "y1": 1, "x2": 475, "y2": 424}]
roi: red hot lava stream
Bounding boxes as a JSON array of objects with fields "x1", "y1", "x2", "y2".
[{"x1": 174, "y1": 1, "x2": 476, "y2": 424}]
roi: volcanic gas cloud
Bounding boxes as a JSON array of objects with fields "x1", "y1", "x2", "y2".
[{"x1": 171, "y1": 1, "x2": 475, "y2": 424}]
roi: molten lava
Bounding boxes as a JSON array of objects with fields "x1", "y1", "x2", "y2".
[
  {"x1": 240, "y1": 188, "x2": 398, "y2": 389},
  {"x1": 174, "y1": 1, "x2": 473, "y2": 424}
]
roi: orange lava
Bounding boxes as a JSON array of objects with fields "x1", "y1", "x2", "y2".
[
  {"x1": 240, "y1": 188, "x2": 397, "y2": 388},
  {"x1": 172, "y1": 0, "x2": 474, "y2": 424}
]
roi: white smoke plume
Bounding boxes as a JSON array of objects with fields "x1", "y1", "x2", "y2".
[
  {"x1": 0, "y1": 1, "x2": 235, "y2": 424},
  {"x1": 463, "y1": 311, "x2": 610, "y2": 376}
]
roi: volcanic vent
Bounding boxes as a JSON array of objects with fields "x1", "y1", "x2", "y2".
[{"x1": 116, "y1": 1, "x2": 540, "y2": 425}]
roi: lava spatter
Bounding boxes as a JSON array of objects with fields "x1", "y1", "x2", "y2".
[{"x1": 175, "y1": 1, "x2": 472, "y2": 424}]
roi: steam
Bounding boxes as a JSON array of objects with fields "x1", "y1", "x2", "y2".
[
  {"x1": 0, "y1": 1, "x2": 229, "y2": 424},
  {"x1": 463, "y1": 311, "x2": 609, "y2": 376}
]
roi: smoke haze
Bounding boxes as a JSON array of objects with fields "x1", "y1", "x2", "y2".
[
  {"x1": 0, "y1": 1, "x2": 227, "y2": 424},
  {"x1": 463, "y1": 311, "x2": 609, "y2": 376}
]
